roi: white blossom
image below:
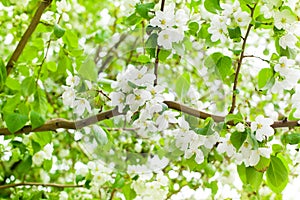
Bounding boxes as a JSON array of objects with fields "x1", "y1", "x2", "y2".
[
  {"x1": 73, "y1": 98, "x2": 92, "y2": 115},
  {"x1": 251, "y1": 115, "x2": 274, "y2": 142},
  {"x1": 217, "y1": 134, "x2": 236, "y2": 157}
]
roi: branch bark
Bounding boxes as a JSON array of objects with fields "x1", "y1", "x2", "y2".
[
  {"x1": 6, "y1": 0, "x2": 53, "y2": 76},
  {"x1": 0, "y1": 182, "x2": 83, "y2": 190},
  {"x1": 0, "y1": 101, "x2": 298, "y2": 135}
]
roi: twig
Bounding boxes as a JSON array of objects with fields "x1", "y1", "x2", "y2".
[
  {"x1": 243, "y1": 55, "x2": 270, "y2": 63},
  {"x1": 6, "y1": 0, "x2": 53, "y2": 76},
  {"x1": 98, "y1": 34, "x2": 127, "y2": 74},
  {"x1": 0, "y1": 101, "x2": 298, "y2": 135},
  {"x1": 229, "y1": 4, "x2": 257, "y2": 114},
  {"x1": 0, "y1": 182, "x2": 83, "y2": 190},
  {"x1": 153, "y1": 0, "x2": 166, "y2": 86}
]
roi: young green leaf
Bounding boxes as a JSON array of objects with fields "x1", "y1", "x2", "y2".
[
  {"x1": 4, "y1": 112, "x2": 29, "y2": 133},
  {"x1": 257, "y1": 68, "x2": 274, "y2": 90},
  {"x1": 266, "y1": 156, "x2": 289, "y2": 193},
  {"x1": 79, "y1": 58, "x2": 97, "y2": 82},
  {"x1": 0, "y1": 58, "x2": 6, "y2": 90},
  {"x1": 175, "y1": 72, "x2": 190, "y2": 98},
  {"x1": 230, "y1": 131, "x2": 247, "y2": 151},
  {"x1": 145, "y1": 33, "x2": 158, "y2": 58},
  {"x1": 30, "y1": 111, "x2": 46, "y2": 130},
  {"x1": 54, "y1": 23, "x2": 66, "y2": 39},
  {"x1": 135, "y1": 3, "x2": 155, "y2": 19},
  {"x1": 204, "y1": 0, "x2": 222, "y2": 14}
]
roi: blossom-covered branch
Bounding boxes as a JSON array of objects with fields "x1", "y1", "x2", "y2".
[
  {"x1": 0, "y1": 182, "x2": 84, "y2": 190},
  {"x1": 6, "y1": 0, "x2": 53, "y2": 76},
  {"x1": 0, "y1": 101, "x2": 298, "y2": 135}
]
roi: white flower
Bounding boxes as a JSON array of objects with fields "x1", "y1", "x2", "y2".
[
  {"x1": 110, "y1": 91, "x2": 125, "y2": 113},
  {"x1": 156, "y1": 110, "x2": 179, "y2": 131},
  {"x1": 126, "y1": 89, "x2": 152, "y2": 112},
  {"x1": 208, "y1": 16, "x2": 228, "y2": 43},
  {"x1": 43, "y1": 143, "x2": 53, "y2": 160},
  {"x1": 0, "y1": 136, "x2": 12, "y2": 161},
  {"x1": 184, "y1": 141, "x2": 204, "y2": 164},
  {"x1": 74, "y1": 161, "x2": 89, "y2": 176},
  {"x1": 274, "y1": 9, "x2": 296, "y2": 30},
  {"x1": 236, "y1": 123, "x2": 245, "y2": 132},
  {"x1": 204, "y1": 132, "x2": 219, "y2": 149},
  {"x1": 66, "y1": 70, "x2": 80, "y2": 87},
  {"x1": 157, "y1": 28, "x2": 184, "y2": 49},
  {"x1": 32, "y1": 151, "x2": 46, "y2": 166},
  {"x1": 217, "y1": 134, "x2": 236, "y2": 157},
  {"x1": 279, "y1": 33, "x2": 297, "y2": 49},
  {"x1": 62, "y1": 86, "x2": 76, "y2": 107},
  {"x1": 174, "y1": 9, "x2": 189, "y2": 31},
  {"x1": 251, "y1": 115, "x2": 274, "y2": 142},
  {"x1": 292, "y1": 85, "x2": 300, "y2": 118},
  {"x1": 233, "y1": 10, "x2": 251, "y2": 27},
  {"x1": 150, "y1": 4, "x2": 175, "y2": 29},
  {"x1": 274, "y1": 56, "x2": 296, "y2": 76},
  {"x1": 59, "y1": 191, "x2": 68, "y2": 200},
  {"x1": 56, "y1": 0, "x2": 71, "y2": 13},
  {"x1": 73, "y1": 98, "x2": 92, "y2": 115},
  {"x1": 127, "y1": 66, "x2": 156, "y2": 86}
]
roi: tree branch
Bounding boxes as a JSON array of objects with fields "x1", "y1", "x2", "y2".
[
  {"x1": 0, "y1": 182, "x2": 83, "y2": 190},
  {"x1": 229, "y1": 4, "x2": 257, "y2": 114},
  {"x1": 6, "y1": 0, "x2": 53, "y2": 76},
  {"x1": 0, "y1": 101, "x2": 298, "y2": 135},
  {"x1": 153, "y1": 0, "x2": 166, "y2": 86}
]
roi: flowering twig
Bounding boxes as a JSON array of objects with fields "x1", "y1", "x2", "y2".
[
  {"x1": 229, "y1": 3, "x2": 257, "y2": 114},
  {"x1": 153, "y1": 0, "x2": 166, "y2": 86},
  {"x1": 0, "y1": 182, "x2": 83, "y2": 190},
  {"x1": 243, "y1": 55, "x2": 270, "y2": 63},
  {"x1": 6, "y1": 0, "x2": 53, "y2": 76},
  {"x1": 0, "y1": 101, "x2": 299, "y2": 135}
]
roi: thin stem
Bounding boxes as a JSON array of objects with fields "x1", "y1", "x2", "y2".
[
  {"x1": 6, "y1": 0, "x2": 53, "y2": 76},
  {"x1": 243, "y1": 55, "x2": 270, "y2": 63},
  {"x1": 229, "y1": 4, "x2": 257, "y2": 114},
  {"x1": 0, "y1": 182, "x2": 83, "y2": 190},
  {"x1": 153, "y1": 0, "x2": 166, "y2": 86}
]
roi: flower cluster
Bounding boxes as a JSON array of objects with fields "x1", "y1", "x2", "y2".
[
  {"x1": 32, "y1": 143, "x2": 54, "y2": 166},
  {"x1": 0, "y1": 136, "x2": 12, "y2": 161},
  {"x1": 271, "y1": 56, "x2": 300, "y2": 93},
  {"x1": 62, "y1": 71, "x2": 92, "y2": 116},
  {"x1": 149, "y1": 3, "x2": 189, "y2": 49},
  {"x1": 208, "y1": 1, "x2": 251, "y2": 43},
  {"x1": 110, "y1": 65, "x2": 173, "y2": 137}
]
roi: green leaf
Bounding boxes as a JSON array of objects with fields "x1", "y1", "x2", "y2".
[
  {"x1": 237, "y1": 164, "x2": 264, "y2": 191},
  {"x1": 46, "y1": 61, "x2": 57, "y2": 72},
  {"x1": 63, "y1": 30, "x2": 78, "y2": 48},
  {"x1": 135, "y1": 3, "x2": 155, "y2": 19},
  {"x1": 188, "y1": 22, "x2": 200, "y2": 36},
  {"x1": 21, "y1": 77, "x2": 36, "y2": 96},
  {"x1": 225, "y1": 113, "x2": 243, "y2": 124},
  {"x1": 145, "y1": 33, "x2": 158, "y2": 58},
  {"x1": 158, "y1": 49, "x2": 171, "y2": 61},
  {"x1": 258, "y1": 68, "x2": 274, "y2": 90},
  {"x1": 92, "y1": 126, "x2": 108, "y2": 145},
  {"x1": 79, "y1": 58, "x2": 97, "y2": 82},
  {"x1": 32, "y1": 132, "x2": 52, "y2": 147},
  {"x1": 136, "y1": 55, "x2": 150, "y2": 63},
  {"x1": 0, "y1": 58, "x2": 6, "y2": 90},
  {"x1": 30, "y1": 111, "x2": 46, "y2": 130},
  {"x1": 194, "y1": 118, "x2": 215, "y2": 135},
  {"x1": 43, "y1": 159, "x2": 53, "y2": 171},
  {"x1": 282, "y1": 133, "x2": 300, "y2": 145},
  {"x1": 125, "y1": 13, "x2": 143, "y2": 26},
  {"x1": 205, "y1": 52, "x2": 223, "y2": 69},
  {"x1": 204, "y1": 0, "x2": 222, "y2": 14},
  {"x1": 5, "y1": 77, "x2": 21, "y2": 91},
  {"x1": 15, "y1": 155, "x2": 32, "y2": 174},
  {"x1": 112, "y1": 173, "x2": 125, "y2": 189},
  {"x1": 228, "y1": 27, "x2": 241, "y2": 42},
  {"x1": 266, "y1": 156, "x2": 289, "y2": 193},
  {"x1": 33, "y1": 89, "x2": 48, "y2": 115},
  {"x1": 216, "y1": 56, "x2": 232, "y2": 81},
  {"x1": 53, "y1": 23, "x2": 65, "y2": 38},
  {"x1": 230, "y1": 131, "x2": 247, "y2": 151},
  {"x1": 4, "y1": 112, "x2": 29, "y2": 133},
  {"x1": 254, "y1": 156, "x2": 270, "y2": 172},
  {"x1": 122, "y1": 183, "x2": 137, "y2": 200},
  {"x1": 175, "y1": 72, "x2": 190, "y2": 98}
]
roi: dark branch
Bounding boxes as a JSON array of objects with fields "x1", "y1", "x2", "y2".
[
  {"x1": 6, "y1": 0, "x2": 53, "y2": 76},
  {"x1": 0, "y1": 101, "x2": 298, "y2": 135}
]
